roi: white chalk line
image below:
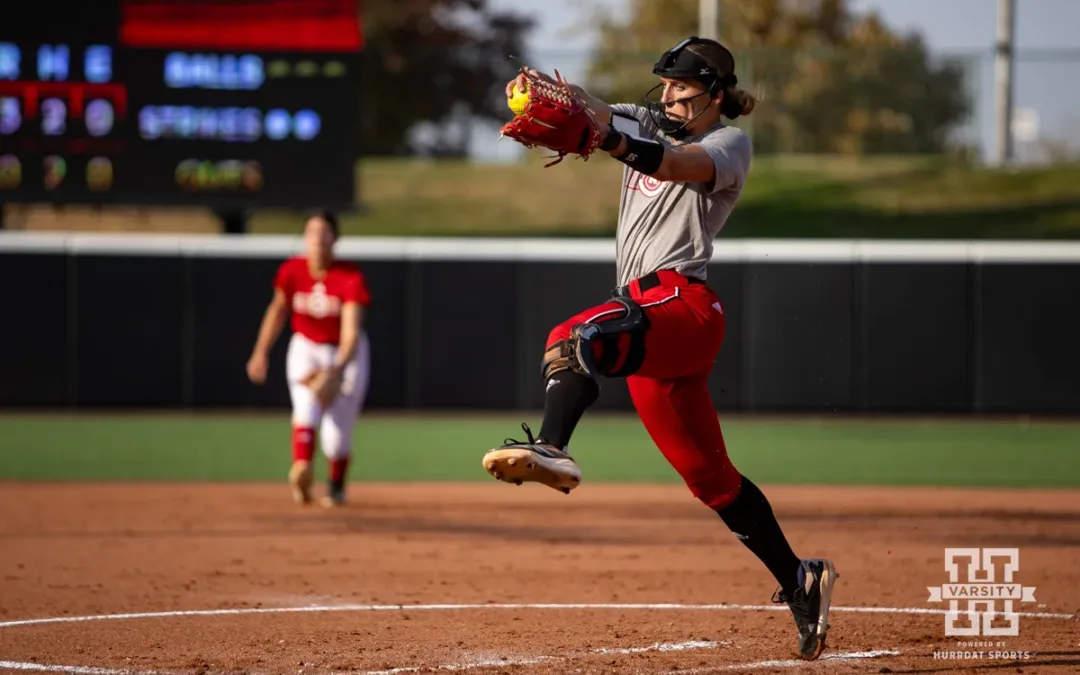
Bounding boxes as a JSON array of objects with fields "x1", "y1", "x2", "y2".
[
  {"x1": 0, "y1": 645, "x2": 903, "y2": 675},
  {"x1": 0, "y1": 663, "x2": 169, "y2": 675},
  {"x1": 667, "y1": 649, "x2": 903, "y2": 674},
  {"x1": 360, "y1": 639, "x2": 726, "y2": 675},
  {"x1": 0, "y1": 602, "x2": 1073, "y2": 629}
]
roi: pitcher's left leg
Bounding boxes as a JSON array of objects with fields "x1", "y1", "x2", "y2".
[{"x1": 627, "y1": 372, "x2": 839, "y2": 660}]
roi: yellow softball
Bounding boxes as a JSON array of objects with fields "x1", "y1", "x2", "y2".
[{"x1": 508, "y1": 84, "x2": 530, "y2": 115}]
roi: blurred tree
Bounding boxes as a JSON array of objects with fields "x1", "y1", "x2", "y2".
[
  {"x1": 360, "y1": 0, "x2": 533, "y2": 157},
  {"x1": 582, "y1": 0, "x2": 970, "y2": 155}
]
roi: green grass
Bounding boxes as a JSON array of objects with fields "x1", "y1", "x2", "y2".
[
  {"x1": 242, "y1": 155, "x2": 1080, "y2": 239},
  {"x1": 1, "y1": 413, "x2": 1079, "y2": 488}
]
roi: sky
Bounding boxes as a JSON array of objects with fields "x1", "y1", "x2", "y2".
[{"x1": 468, "y1": 0, "x2": 1080, "y2": 163}]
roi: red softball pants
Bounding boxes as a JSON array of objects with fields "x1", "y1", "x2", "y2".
[{"x1": 547, "y1": 269, "x2": 742, "y2": 509}]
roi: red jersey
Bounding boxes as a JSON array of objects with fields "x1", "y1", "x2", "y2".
[{"x1": 273, "y1": 257, "x2": 371, "y2": 344}]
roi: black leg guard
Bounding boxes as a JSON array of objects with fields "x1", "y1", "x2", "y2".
[
  {"x1": 559, "y1": 297, "x2": 651, "y2": 379},
  {"x1": 536, "y1": 297, "x2": 651, "y2": 450}
]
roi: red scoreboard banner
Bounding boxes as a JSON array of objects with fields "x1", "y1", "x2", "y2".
[{"x1": 119, "y1": 0, "x2": 363, "y2": 52}]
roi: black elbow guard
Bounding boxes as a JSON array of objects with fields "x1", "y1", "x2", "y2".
[{"x1": 612, "y1": 135, "x2": 665, "y2": 176}]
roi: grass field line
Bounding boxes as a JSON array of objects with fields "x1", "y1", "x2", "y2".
[{"x1": 0, "y1": 602, "x2": 1073, "y2": 630}]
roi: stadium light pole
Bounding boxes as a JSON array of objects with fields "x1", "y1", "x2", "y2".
[
  {"x1": 698, "y1": 0, "x2": 721, "y2": 41},
  {"x1": 993, "y1": 0, "x2": 1016, "y2": 166}
]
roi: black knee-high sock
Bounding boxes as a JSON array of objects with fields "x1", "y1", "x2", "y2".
[
  {"x1": 716, "y1": 476, "x2": 802, "y2": 596},
  {"x1": 537, "y1": 372, "x2": 599, "y2": 449}
]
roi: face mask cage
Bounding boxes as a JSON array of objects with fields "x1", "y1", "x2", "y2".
[{"x1": 643, "y1": 83, "x2": 709, "y2": 138}]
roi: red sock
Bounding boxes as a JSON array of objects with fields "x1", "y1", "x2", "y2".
[
  {"x1": 328, "y1": 457, "x2": 350, "y2": 486},
  {"x1": 292, "y1": 426, "x2": 315, "y2": 463}
]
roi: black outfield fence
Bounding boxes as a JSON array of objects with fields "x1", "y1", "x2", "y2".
[{"x1": 1, "y1": 233, "x2": 1078, "y2": 415}]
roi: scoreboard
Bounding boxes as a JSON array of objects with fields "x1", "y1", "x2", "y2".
[{"x1": 0, "y1": 0, "x2": 361, "y2": 210}]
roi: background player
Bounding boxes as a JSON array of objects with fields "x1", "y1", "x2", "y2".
[
  {"x1": 246, "y1": 210, "x2": 372, "y2": 508},
  {"x1": 482, "y1": 38, "x2": 838, "y2": 660}
]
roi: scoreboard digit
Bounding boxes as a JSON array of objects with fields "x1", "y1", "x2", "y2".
[
  {"x1": 0, "y1": 0, "x2": 362, "y2": 211},
  {"x1": 0, "y1": 42, "x2": 126, "y2": 198}
]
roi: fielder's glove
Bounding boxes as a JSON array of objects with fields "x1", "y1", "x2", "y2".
[
  {"x1": 499, "y1": 68, "x2": 605, "y2": 167},
  {"x1": 304, "y1": 368, "x2": 344, "y2": 408}
]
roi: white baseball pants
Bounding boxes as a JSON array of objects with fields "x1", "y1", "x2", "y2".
[{"x1": 285, "y1": 331, "x2": 371, "y2": 460}]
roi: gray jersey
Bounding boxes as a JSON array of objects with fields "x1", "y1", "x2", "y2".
[{"x1": 609, "y1": 104, "x2": 751, "y2": 287}]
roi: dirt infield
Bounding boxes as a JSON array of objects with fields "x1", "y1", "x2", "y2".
[{"x1": 1, "y1": 482, "x2": 1078, "y2": 674}]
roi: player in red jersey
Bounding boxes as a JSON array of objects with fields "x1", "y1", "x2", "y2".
[{"x1": 246, "y1": 211, "x2": 372, "y2": 507}]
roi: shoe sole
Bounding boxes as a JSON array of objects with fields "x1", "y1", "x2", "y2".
[
  {"x1": 801, "y1": 560, "x2": 839, "y2": 660},
  {"x1": 482, "y1": 448, "x2": 581, "y2": 494},
  {"x1": 289, "y1": 461, "x2": 313, "y2": 505}
]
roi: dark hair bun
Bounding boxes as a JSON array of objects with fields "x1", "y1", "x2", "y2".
[{"x1": 307, "y1": 209, "x2": 339, "y2": 238}]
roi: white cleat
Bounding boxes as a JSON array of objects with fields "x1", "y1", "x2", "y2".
[{"x1": 482, "y1": 423, "x2": 582, "y2": 494}]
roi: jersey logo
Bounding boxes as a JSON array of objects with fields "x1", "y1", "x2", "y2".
[
  {"x1": 293, "y1": 282, "x2": 342, "y2": 319},
  {"x1": 626, "y1": 171, "x2": 665, "y2": 199}
]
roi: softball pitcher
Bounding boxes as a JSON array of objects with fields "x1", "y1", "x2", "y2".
[
  {"x1": 247, "y1": 211, "x2": 372, "y2": 508},
  {"x1": 484, "y1": 37, "x2": 838, "y2": 660}
]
